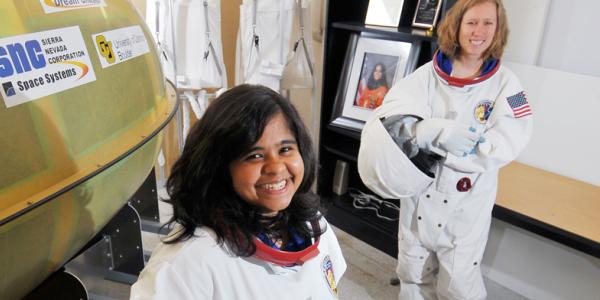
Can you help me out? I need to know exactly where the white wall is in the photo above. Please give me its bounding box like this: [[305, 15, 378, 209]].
[[504, 0, 600, 78], [537, 0, 600, 77], [507, 61, 600, 186], [483, 1, 600, 299], [503, 0, 550, 65]]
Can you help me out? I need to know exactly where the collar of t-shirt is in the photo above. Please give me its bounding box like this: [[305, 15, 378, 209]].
[[257, 227, 311, 252], [435, 50, 498, 77]]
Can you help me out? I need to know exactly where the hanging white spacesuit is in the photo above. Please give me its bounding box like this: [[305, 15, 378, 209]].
[[146, 0, 227, 144], [280, 0, 319, 138], [145, 0, 228, 183], [146, 0, 177, 83], [146, 0, 227, 89], [236, 0, 295, 91], [281, 0, 315, 90], [358, 51, 533, 300], [235, 0, 318, 137], [173, 0, 227, 90]]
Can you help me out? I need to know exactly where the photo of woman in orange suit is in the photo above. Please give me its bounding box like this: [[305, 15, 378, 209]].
[[354, 53, 398, 110]]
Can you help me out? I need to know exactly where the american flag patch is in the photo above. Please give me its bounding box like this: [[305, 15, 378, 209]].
[[506, 91, 532, 118]]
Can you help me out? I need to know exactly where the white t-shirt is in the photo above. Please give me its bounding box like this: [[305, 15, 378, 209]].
[[130, 221, 346, 299]]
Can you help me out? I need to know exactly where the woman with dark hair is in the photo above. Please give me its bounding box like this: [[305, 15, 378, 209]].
[[131, 84, 346, 299], [357, 62, 389, 109], [358, 0, 532, 299]]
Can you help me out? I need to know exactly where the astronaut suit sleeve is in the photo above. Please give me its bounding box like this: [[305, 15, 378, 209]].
[[363, 66, 533, 187], [443, 76, 534, 174]]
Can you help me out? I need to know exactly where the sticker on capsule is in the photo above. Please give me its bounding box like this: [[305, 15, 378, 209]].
[[92, 25, 150, 69], [0, 26, 97, 108], [40, 0, 107, 14]]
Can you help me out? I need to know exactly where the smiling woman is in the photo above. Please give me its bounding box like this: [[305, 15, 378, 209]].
[[358, 0, 533, 299], [453, 1, 500, 76], [229, 113, 305, 216], [131, 84, 347, 300]]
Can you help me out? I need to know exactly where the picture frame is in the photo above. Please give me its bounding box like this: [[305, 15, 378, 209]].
[[330, 34, 420, 135], [364, 0, 405, 27], [412, 0, 443, 29]]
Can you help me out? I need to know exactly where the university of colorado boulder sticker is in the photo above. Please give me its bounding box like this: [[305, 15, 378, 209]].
[[92, 25, 150, 69], [322, 255, 338, 297]]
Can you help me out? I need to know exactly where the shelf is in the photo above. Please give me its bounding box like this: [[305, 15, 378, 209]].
[[325, 194, 399, 257], [331, 22, 437, 42], [493, 205, 600, 259], [326, 121, 362, 140], [323, 144, 358, 163], [319, 0, 437, 259], [336, 193, 399, 234], [493, 162, 600, 259]]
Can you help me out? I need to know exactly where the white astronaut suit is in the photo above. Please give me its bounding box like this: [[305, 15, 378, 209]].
[[359, 51, 533, 300]]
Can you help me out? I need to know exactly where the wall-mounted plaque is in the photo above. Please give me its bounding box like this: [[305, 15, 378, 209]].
[[412, 0, 443, 29]]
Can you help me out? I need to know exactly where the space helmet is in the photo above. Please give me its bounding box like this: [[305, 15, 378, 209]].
[[358, 117, 434, 199]]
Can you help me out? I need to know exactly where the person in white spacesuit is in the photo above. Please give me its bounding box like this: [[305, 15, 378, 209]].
[[130, 84, 346, 300], [358, 0, 533, 299]]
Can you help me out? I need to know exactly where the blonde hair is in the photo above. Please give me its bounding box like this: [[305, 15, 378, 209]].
[[437, 0, 509, 61]]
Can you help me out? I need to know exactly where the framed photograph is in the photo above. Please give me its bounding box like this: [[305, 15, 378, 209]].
[[412, 0, 443, 29], [330, 34, 420, 135], [365, 0, 405, 27]]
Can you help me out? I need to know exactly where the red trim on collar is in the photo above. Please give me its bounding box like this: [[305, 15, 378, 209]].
[[433, 51, 501, 87], [253, 237, 320, 266]]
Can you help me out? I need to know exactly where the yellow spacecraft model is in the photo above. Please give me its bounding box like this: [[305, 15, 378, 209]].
[[0, 1, 176, 299]]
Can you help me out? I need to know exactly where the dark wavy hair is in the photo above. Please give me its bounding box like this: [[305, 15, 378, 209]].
[[366, 63, 388, 90], [164, 84, 323, 257]]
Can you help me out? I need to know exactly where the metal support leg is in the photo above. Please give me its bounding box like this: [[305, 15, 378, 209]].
[[128, 168, 169, 235], [129, 168, 160, 225], [101, 203, 145, 277], [67, 203, 145, 286]]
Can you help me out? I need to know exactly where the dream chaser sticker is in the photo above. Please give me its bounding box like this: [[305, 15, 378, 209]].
[[92, 26, 150, 69], [0, 26, 96, 108], [40, 0, 107, 14]]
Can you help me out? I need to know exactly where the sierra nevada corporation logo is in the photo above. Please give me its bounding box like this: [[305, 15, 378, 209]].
[[2, 82, 16, 97]]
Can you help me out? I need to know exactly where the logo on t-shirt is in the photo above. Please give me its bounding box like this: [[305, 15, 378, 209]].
[[321, 255, 338, 298]]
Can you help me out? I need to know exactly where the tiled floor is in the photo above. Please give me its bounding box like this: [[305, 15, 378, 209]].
[[334, 227, 399, 300], [332, 226, 528, 300]]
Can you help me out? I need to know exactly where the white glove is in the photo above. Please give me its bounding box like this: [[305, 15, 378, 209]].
[[415, 118, 480, 156]]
